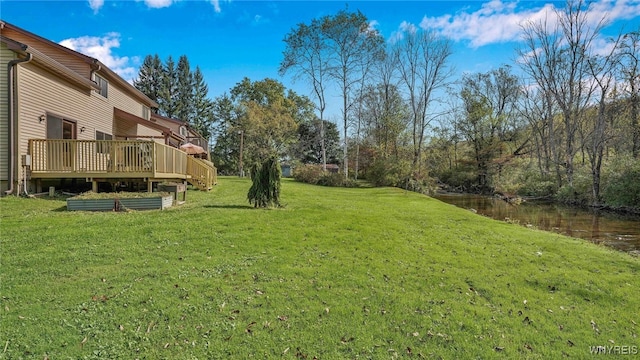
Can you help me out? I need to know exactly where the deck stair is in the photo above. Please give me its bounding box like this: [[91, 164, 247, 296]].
[[186, 156, 217, 191]]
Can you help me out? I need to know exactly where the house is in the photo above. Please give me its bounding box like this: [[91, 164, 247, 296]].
[[150, 113, 210, 159], [0, 21, 217, 195]]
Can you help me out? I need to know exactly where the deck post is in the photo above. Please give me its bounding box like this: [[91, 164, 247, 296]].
[[92, 180, 98, 193]]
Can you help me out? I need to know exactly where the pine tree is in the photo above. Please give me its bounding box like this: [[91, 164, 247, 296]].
[[159, 56, 179, 118], [176, 55, 194, 122], [133, 54, 163, 109], [192, 66, 214, 140]]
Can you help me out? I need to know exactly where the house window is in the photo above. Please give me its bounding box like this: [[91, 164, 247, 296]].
[[95, 74, 108, 98], [142, 105, 150, 120], [47, 114, 76, 139], [180, 126, 188, 137], [96, 130, 113, 154]]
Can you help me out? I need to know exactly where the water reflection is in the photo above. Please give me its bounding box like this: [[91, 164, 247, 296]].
[[433, 193, 640, 253]]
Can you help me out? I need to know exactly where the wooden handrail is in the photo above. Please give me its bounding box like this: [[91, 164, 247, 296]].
[[28, 139, 189, 176], [186, 156, 218, 191]]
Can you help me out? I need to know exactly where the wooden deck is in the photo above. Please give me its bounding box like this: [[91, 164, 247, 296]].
[[28, 139, 217, 191]]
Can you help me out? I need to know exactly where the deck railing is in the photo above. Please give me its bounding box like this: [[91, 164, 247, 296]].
[[29, 139, 186, 177], [187, 156, 218, 191]]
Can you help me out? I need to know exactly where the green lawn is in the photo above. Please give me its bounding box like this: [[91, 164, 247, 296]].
[[1, 177, 638, 359]]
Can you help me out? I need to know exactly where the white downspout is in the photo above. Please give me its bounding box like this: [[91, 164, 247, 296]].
[[5, 51, 33, 195]]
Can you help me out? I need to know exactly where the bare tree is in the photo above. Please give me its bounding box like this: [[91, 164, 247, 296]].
[[321, 9, 385, 178], [585, 35, 620, 204], [616, 28, 640, 158], [394, 27, 454, 176], [518, 84, 559, 182], [519, 0, 605, 191], [280, 20, 331, 170]]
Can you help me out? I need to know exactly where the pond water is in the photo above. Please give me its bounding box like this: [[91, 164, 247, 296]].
[[432, 193, 640, 253]]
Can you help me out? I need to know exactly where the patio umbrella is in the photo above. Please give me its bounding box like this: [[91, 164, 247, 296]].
[[180, 142, 206, 155]]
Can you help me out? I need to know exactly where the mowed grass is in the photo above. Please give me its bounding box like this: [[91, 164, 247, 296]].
[[1, 177, 638, 359]]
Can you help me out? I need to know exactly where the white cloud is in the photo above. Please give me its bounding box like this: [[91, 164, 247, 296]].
[[586, 0, 640, 27], [144, 0, 173, 9], [59, 33, 137, 81], [389, 21, 418, 44], [419, 0, 639, 48], [88, 0, 104, 13], [211, 0, 221, 13], [89, 0, 227, 13]]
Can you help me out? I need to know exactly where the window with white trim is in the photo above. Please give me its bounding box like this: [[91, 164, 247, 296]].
[[95, 74, 108, 98], [142, 105, 150, 120]]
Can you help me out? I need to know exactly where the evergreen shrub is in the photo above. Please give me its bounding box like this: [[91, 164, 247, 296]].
[[247, 156, 282, 208]]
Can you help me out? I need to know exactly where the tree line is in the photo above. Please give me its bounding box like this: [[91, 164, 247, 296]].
[[278, 1, 639, 207], [133, 0, 639, 208], [134, 54, 215, 140]]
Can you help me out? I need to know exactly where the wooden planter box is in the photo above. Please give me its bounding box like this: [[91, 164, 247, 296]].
[[67, 195, 173, 211]]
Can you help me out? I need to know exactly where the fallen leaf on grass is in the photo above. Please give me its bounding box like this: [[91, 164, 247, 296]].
[[340, 336, 354, 344], [246, 322, 256, 334], [278, 315, 288, 321]]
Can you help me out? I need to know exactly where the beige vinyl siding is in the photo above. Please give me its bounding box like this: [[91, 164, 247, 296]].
[[1, 28, 92, 78], [0, 43, 16, 191], [151, 116, 181, 133], [137, 124, 165, 144], [107, 80, 148, 118], [17, 62, 89, 146]]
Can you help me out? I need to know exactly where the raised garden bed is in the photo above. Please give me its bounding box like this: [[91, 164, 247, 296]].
[[67, 192, 172, 211]]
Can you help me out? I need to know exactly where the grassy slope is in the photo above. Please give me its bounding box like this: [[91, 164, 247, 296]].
[[0, 177, 638, 359]]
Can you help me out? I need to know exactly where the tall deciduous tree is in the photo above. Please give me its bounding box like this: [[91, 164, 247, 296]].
[[617, 29, 640, 158], [320, 8, 384, 178], [280, 20, 331, 170], [394, 26, 454, 176], [519, 0, 604, 190], [212, 78, 310, 171], [456, 67, 521, 191], [359, 83, 409, 159]]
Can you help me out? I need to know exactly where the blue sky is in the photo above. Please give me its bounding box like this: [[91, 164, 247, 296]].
[[2, 1, 639, 120]]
